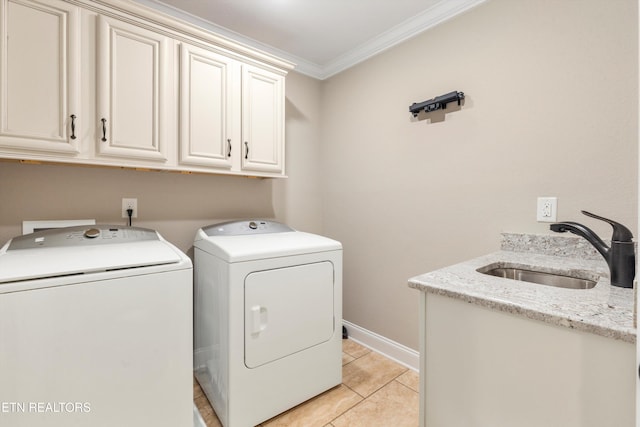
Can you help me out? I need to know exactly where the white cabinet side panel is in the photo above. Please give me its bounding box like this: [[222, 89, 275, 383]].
[[423, 293, 635, 427]]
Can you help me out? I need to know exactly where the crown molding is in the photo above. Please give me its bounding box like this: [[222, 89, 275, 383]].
[[320, 0, 487, 79], [134, 0, 486, 80], [98, 0, 294, 71]]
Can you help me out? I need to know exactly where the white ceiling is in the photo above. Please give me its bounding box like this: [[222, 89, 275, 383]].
[[134, 0, 486, 79]]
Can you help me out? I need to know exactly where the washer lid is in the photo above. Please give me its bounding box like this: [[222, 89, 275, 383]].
[[0, 225, 183, 284], [194, 229, 342, 262]]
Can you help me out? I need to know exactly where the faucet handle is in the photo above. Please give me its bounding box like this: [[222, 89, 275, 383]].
[[581, 210, 633, 242]]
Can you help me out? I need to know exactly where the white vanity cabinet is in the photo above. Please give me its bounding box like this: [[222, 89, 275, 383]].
[[0, 0, 292, 177], [0, 0, 80, 156], [420, 293, 635, 427], [96, 14, 172, 163]]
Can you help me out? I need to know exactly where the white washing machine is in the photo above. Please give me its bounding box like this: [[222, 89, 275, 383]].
[[193, 220, 342, 427], [0, 225, 193, 427]]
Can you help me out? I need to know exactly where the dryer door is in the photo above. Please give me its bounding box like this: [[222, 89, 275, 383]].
[[244, 261, 334, 368]]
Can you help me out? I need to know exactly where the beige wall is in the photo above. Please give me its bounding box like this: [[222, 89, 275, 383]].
[[320, 0, 638, 349], [0, 0, 637, 352], [0, 162, 275, 256], [273, 72, 324, 234]]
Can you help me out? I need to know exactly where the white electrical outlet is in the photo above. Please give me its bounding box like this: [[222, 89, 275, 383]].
[[121, 198, 138, 218], [536, 197, 557, 222]]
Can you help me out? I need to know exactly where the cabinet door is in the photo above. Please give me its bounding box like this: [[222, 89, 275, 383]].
[[241, 65, 284, 175], [179, 43, 235, 169], [97, 15, 170, 162], [0, 0, 80, 154]]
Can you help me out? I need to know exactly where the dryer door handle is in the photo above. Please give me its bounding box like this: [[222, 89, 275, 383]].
[[250, 305, 267, 335]]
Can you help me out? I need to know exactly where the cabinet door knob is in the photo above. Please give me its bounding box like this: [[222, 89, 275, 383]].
[[101, 118, 107, 142], [70, 114, 77, 140], [227, 139, 231, 157], [244, 141, 249, 160]]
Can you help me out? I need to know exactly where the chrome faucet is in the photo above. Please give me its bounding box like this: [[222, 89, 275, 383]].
[[550, 211, 635, 288]]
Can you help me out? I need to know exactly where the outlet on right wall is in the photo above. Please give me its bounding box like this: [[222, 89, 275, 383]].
[[319, 0, 638, 350]]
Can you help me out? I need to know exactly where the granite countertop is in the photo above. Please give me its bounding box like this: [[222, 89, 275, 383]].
[[408, 233, 636, 343]]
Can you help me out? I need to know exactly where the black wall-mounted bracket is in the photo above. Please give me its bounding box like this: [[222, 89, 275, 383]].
[[409, 91, 465, 118]]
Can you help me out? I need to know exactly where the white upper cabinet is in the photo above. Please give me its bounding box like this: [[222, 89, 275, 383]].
[[179, 42, 236, 170], [96, 14, 171, 163], [179, 43, 287, 176], [0, 0, 292, 176], [241, 65, 285, 175], [0, 0, 80, 154]]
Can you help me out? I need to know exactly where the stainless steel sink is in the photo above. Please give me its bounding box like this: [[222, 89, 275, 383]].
[[477, 264, 598, 289]]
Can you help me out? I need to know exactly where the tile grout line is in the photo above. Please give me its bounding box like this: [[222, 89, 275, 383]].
[[327, 383, 366, 426], [357, 367, 410, 399], [328, 346, 375, 425], [329, 372, 412, 427], [393, 377, 419, 395], [336, 362, 411, 425]]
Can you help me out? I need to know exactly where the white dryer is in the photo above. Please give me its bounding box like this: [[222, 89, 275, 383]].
[[193, 220, 342, 427], [0, 225, 193, 427]]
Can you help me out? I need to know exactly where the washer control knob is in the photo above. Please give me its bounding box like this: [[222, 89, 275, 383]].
[[249, 221, 258, 230], [84, 228, 101, 239]]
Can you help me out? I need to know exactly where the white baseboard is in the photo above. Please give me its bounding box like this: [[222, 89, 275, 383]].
[[342, 320, 419, 371]]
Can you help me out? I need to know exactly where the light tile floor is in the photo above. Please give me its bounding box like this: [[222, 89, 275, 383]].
[[193, 339, 419, 427]]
